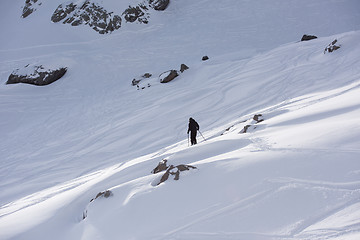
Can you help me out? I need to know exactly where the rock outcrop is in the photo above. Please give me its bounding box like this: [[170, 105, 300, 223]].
[[202, 56, 209, 61], [159, 70, 179, 83], [25, 0, 170, 33], [239, 114, 264, 133], [22, 0, 42, 18], [149, 0, 170, 11], [51, 0, 122, 34], [152, 160, 197, 185], [90, 190, 113, 202], [301, 34, 317, 41], [6, 64, 67, 86], [122, 0, 170, 24], [83, 190, 113, 219], [324, 39, 341, 54], [132, 73, 152, 87], [253, 114, 264, 123], [123, 4, 150, 24], [180, 64, 189, 73]]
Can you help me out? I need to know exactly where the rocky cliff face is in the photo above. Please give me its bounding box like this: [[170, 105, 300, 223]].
[[51, 0, 122, 34], [21, 0, 170, 34]]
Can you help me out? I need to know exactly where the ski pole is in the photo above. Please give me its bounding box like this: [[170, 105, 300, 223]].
[[187, 133, 190, 147], [198, 130, 206, 141]]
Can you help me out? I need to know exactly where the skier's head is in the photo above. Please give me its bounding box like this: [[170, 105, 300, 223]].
[[189, 117, 193, 122]]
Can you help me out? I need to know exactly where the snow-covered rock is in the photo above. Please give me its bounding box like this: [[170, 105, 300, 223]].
[[6, 64, 67, 86], [22, 0, 42, 18], [159, 70, 179, 83], [51, 0, 122, 34], [324, 39, 341, 53]]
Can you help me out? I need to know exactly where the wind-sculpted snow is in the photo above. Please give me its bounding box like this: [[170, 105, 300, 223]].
[[0, 0, 360, 239]]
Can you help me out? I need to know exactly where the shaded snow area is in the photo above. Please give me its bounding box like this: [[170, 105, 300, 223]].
[[0, 0, 360, 240]]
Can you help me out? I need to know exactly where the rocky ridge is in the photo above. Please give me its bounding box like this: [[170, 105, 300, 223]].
[[21, 0, 170, 34]]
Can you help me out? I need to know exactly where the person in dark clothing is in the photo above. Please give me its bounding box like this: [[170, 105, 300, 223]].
[[187, 117, 200, 145]]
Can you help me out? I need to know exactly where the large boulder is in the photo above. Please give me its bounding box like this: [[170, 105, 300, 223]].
[[301, 34, 317, 41], [202, 56, 209, 61], [149, 0, 170, 11], [51, 0, 122, 34], [6, 64, 67, 86], [159, 70, 179, 83]]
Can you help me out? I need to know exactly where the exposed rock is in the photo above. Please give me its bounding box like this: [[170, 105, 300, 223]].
[[51, 0, 122, 34], [159, 70, 179, 83], [142, 73, 152, 78], [6, 64, 67, 86], [151, 159, 168, 174], [90, 190, 113, 202], [253, 114, 264, 123], [132, 73, 152, 86], [22, 0, 42, 18], [158, 164, 197, 184], [122, 4, 149, 24], [132, 78, 141, 86], [239, 125, 252, 134], [202, 56, 209, 61], [301, 34, 317, 41], [149, 0, 170, 11], [180, 64, 189, 73], [122, 0, 170, 24], [239, 114, 264, 134], [152, 160, 197, 185], [83, 190, 113, 219], [324, 39, 341, 54]]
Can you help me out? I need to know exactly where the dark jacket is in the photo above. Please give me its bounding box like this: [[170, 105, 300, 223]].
[[187, 118, 199, 134]]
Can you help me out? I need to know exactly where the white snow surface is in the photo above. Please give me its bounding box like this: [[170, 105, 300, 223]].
[[0, 0, 360, 239]]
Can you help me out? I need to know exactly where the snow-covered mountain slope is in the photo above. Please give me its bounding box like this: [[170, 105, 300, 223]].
[[0, 0, 360, 239]]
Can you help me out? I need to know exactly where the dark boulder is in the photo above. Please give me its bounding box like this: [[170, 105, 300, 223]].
[[142, 73, 152, 78], [301, 34, 317, 41], [7, 65, 67, 86], [202, 56, 209, 61], [253, 114, 264, 123], [149, 0, 170, 11], [180, 64, 189, 73], [159, 70, 179, 83], [239, 125, 252, 134]]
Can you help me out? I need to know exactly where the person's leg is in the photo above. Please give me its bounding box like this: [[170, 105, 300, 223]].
[[191, 131, 197, 145]]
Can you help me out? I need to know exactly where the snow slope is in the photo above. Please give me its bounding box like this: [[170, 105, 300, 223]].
[[0, 0, 360, 239]]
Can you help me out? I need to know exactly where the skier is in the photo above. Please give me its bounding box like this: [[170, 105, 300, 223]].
[[187, 117, 200, 145]]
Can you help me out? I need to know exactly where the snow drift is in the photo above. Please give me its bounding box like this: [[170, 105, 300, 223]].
[[0, 0, 360, 239]]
